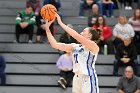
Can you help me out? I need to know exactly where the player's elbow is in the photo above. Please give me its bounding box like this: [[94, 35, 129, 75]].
[[51, 44, 57, 49], [51, 43, 59, 49]]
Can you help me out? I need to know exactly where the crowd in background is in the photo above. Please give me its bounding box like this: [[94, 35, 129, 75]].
[[14, 0, 140, 55], [0, 0, 139, 91]]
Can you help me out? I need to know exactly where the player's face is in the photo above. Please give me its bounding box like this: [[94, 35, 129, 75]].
[[80, 28, 92, 39]]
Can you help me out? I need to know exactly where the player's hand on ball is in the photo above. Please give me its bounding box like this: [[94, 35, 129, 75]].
[[44, 19, 55, 30], [56, 13, 62, 24]]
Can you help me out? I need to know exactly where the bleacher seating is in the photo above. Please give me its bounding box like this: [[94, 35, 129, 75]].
[[0, 0, 137, 93]]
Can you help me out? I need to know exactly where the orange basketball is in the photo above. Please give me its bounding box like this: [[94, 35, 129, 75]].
[[40, 4, 57, 21]]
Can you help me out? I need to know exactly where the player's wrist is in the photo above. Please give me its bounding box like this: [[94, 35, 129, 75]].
[[45, 28, 50, 32]]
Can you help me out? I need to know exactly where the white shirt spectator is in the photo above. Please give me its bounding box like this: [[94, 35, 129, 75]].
[[113, 23, 135, 40]]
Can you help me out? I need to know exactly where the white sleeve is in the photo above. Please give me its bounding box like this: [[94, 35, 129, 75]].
[[113, 25, 118, 37]]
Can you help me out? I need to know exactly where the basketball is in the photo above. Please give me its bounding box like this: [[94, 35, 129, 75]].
[[40, 4, 57, 21]]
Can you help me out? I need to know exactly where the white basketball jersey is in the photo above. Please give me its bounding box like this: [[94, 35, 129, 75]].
[[72, 44, 98, 76]]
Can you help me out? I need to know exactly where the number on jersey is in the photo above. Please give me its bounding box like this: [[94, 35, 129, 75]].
[[74, 54, 78, 63]]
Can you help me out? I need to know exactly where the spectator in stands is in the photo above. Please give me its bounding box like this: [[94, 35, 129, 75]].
[[117, 66, 140, 93], [113, 37, 138, 76], [56, 52, 74, 89], [92, 16, 114, 54], [26, 0, 41, 16], [36, 12, 49, 43], [15, 5, 35, 43], [59, 24, 77, 55], [59, 24, 77, 44], [79, 0, 95, 16], [113, 15, 135, 50], [118, 0, 132, 10], [0, 55, 6, 85], [102, 0, 114, 18], [88, 4, 100, 27], [128, 9, 140, 43]]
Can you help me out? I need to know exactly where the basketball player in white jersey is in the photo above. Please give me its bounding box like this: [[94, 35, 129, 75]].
[[44, 14, 100, 93]]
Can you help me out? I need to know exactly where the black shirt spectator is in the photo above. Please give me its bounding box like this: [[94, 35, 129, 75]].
[[59, 32, 77, 44], [113, 37, 138, 75], [59, 24, 77, 44]]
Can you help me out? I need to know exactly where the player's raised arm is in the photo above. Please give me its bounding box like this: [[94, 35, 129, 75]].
[[44, 20, 74, 52], [56, 14, 99, 54]]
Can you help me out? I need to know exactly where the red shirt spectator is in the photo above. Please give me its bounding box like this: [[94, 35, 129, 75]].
[[92, 24, 112, 40], [92, 16, 112, 40], [92, 16, 114, 54]]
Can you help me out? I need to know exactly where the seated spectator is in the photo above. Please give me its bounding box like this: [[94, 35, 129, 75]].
[[92, 16, 114, 54], [15, 5, 35, 43], [36, 12, 54, 43], [0, 55, 6, 85], [117, 66, 140, 93], [56, 52, 74, 89], [128, 9, 140, 43], [113, 37, 138, 76], [113, 16, 135, 50], [26, 0, 41, 16], [36, 13, 45, 43], [88, 4, 100, 27], [59, 24, 77, 44], [59, 24, 77, 55], [102, 0, 114, 17], [118, 0, 132, 10], [79, 0, 95, 16]]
